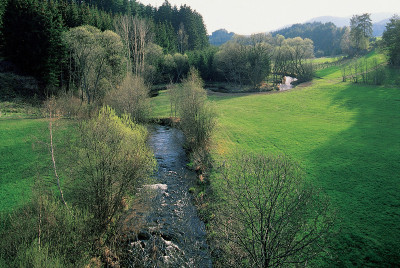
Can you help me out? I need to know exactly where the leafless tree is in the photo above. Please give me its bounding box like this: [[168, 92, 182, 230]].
[[177, 22, 189, 54], [214, 153, 334, 267], [114, 15, 153, 77]]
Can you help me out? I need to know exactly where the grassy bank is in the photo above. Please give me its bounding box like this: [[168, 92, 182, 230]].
[[151, 51, 400, 266]]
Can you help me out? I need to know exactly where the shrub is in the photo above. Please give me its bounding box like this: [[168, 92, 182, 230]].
[[172, 69, 217, 163], [71, 106, 155, 233], [0, 193, 92, 267], [104, 74, 151, 123]]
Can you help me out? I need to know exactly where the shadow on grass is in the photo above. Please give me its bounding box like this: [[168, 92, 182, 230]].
[[308, 84, 400, 266]]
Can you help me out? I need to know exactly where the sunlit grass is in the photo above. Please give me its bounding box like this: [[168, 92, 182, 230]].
[[151, 50, 400, 266]]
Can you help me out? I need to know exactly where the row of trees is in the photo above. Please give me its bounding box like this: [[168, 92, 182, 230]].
[[272, 22, 347, 57], [341, 58, 387, 85], [214, 34, 315, 88]]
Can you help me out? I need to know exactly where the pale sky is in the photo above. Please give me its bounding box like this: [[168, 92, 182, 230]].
[[138, 0, 400, 35]]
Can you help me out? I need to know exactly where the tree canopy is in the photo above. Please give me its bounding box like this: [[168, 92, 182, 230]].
[[350, 13, 373, 54], [382, 15, 400, 66], [272, 22, 346, 56]]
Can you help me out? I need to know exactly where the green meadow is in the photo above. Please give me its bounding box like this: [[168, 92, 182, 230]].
[[1, 50, 399, 266], [152, 52, 400, 266], [0, 108, 74, 214]]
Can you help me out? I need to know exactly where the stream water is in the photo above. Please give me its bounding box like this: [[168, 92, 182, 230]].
[[127, 125, 212, 267], [279, 76, 298, 91]]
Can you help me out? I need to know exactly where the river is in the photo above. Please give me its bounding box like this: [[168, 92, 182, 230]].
[[279, 76, 298, 91], [126, 125, 212, 267]]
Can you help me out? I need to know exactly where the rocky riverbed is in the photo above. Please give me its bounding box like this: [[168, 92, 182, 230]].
[[122, 125, 212, 267]]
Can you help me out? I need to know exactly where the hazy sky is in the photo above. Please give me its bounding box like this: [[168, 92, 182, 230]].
[[138, 0, 400, 35]]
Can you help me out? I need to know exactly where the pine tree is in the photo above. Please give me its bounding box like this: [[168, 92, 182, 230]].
[[3, 0, 66, 92]]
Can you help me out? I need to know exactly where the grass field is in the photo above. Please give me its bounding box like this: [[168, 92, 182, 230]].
[[0, 118, 48, 212], [1, 50, 399, 266], [151, 51, 400, 266], [0, 104, 74, 213]]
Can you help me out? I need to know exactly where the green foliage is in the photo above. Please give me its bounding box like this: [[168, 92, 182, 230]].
[[0, 0, 8, 51], [382, 15, 400, 66], [64, 25, 126, 104], [149, 1, 209, 52], [350, 13, 373, 54], [215, 34, 314, 87], [170, 69, 216, 169], [187, 46, 219, 81], [105, 73, 151, 123], [272, 22, 347, 56], [72, 106, 155, 232], [154, 21, 178, 54]]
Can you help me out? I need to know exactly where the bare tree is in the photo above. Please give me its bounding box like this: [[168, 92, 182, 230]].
[[114, 15, 153, 77], [214, 153, 334, 267], [177, 22, 188, 54], [114, 15, 132, 72]]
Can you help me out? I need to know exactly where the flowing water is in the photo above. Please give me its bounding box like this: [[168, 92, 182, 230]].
[[127, 125, 212, 267], [279, 76, 298, 91]]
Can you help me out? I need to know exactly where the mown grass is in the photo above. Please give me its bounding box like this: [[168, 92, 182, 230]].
[[0, 118, 48, 212], [0, 106, 75, 213], [312, 56, 344, 64], [151, 51, 400, 266]]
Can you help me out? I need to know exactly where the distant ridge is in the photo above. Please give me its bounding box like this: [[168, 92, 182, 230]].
[[209, 29, 235, 46], [208, 13, 398, 47], [305, 12, 397, 36], [307, 16, 349, 27]]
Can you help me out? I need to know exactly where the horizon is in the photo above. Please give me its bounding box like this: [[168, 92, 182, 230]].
[[138, 0, 400, 35]]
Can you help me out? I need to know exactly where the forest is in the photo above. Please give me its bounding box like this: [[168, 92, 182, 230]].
[[0, 0, 400, 266]]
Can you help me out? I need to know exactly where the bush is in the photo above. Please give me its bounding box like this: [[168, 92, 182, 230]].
[[104, 74, 151, 123], [43, 93, 94, 120], [297, 62, 315, 82], [172, 69, 216, 158], [0, 193, 92, 267], [71, 106, 155, 233]]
